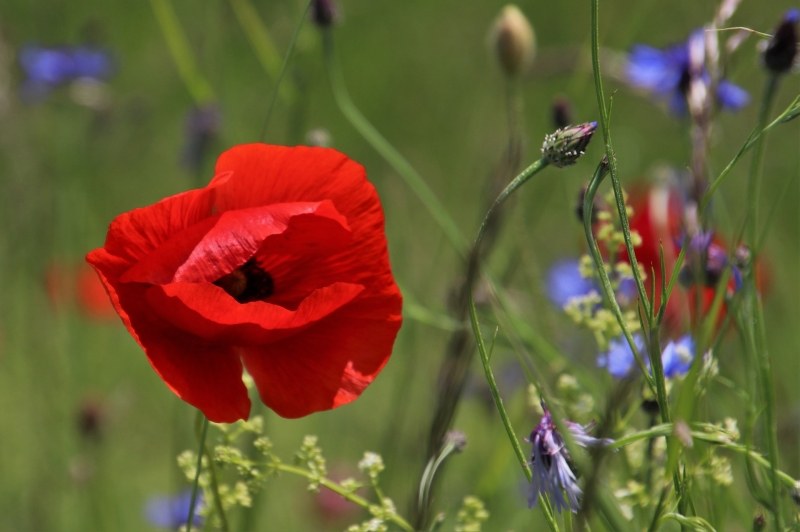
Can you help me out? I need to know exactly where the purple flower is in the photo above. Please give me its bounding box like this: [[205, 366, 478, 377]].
[[546, 259, 597, 309], [18, 44, 113, 101], [145, 491, 204, 530], [626, 30, 748, 115], [527, 409, 611, 513]]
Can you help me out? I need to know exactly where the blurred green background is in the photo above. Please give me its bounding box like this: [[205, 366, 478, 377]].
[[0, 0, 797, 530]]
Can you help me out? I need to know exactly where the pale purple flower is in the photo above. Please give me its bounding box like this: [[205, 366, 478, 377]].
[[527, 409, 611, 513]]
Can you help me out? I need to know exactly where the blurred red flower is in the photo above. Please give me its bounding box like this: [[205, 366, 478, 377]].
[[44, 261, 116, 319], [621, 185, 757, 334], [87, 144, 403, 423]]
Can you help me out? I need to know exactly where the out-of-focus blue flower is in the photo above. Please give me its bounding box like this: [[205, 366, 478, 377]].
[[598, 333, 695, 378], [626, 30, 749, 114], [661, 335, 694, 377], [546, 259, 597, 308], [527, 409, 611, 513], [18, 44, 113, 100], [597, 333, 646, 378], [145, 490, 204, 530]]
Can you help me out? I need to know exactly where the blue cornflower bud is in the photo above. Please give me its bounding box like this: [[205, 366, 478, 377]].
[[541, 122, 597, 168], [764, 9, 799, 74]]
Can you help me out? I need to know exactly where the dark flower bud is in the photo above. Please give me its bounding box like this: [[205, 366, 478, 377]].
[[541, 122, 597, 168], [764, 9, 799, 74], [312, 0, 337, 28], [76, 396, 105, 441], [552, 96, 573, 129], [752, 513, 766, 531]]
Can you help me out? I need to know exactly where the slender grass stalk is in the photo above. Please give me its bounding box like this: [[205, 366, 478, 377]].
[[272, 463, 415, 531], [700, 93, 800, 215], [228, 0, 282, 77], [149, 0, 215, 105], [321, 29, 468, 256], [581, 158, 653, 389], [468, 297, 532, 483], [588, 0, 651, 323], [186, 414, 208, 532], [259, 0, 312, 139], [744, 73, 783, 530], [588, 0, 688, 521]]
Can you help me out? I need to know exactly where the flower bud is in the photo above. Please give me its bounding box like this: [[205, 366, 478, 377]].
[[552, 96, 573, 129], [312, 0, 337, 28], [764, 9, 799, 74], [491, 5, 535, 77], [541, 122, 597, 167]]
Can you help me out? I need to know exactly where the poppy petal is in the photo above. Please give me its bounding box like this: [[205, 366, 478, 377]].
[[144, 281, 365, 344], [120, 201, 350, 285], [98, 281, 251, 423], [241, 293, 402, 418]]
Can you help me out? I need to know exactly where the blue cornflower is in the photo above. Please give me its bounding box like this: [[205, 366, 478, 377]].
[[527, 409, 612, 513], [546, 259, 597, 309], [597, 334, 646, 378], [18, 44, 113, 100], [145, 490, 204, 530], [598, 333, 695, 378], [626, 30, 749, 114], [661, 335, 695, 378]]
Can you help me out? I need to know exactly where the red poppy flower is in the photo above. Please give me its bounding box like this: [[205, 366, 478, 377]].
[[87, 144, 403, 423]]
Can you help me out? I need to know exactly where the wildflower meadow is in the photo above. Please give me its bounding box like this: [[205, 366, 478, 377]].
[[0, 0, 798, 530]]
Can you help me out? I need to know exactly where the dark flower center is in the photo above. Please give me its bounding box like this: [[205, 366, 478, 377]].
[[213, 259, 274, 303]]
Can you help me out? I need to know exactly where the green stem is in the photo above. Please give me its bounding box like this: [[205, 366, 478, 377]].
[[228, 0, 282, 77], [468, 296, 559, 532], [582, 159, 654, 390], [321, 28, 468, 256], [185, 414, 208, 532], [610, 423, 798, 489], [149, 0, 215, 105], [259, 0, 311, 139], [700, 93, 800, 215], [274, 463, 415, 531], [745, 73, 783, 530], [588, 0, 651, 322]]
